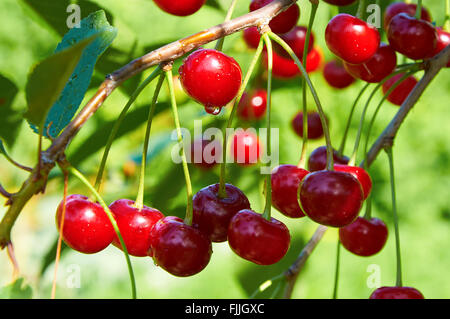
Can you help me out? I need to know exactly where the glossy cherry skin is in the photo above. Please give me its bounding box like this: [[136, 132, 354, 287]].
[[274, 26, 315, 60], [339, 217, 388, 256], [179, 49, 242, 114], [243, 27, 261, 49], [249, 0, 299, 35], [152, 0, 206, 16], [343, 43, 397, 83], [228, 209, 290, 265], [334, 164, 372, 199], [109, 199, 164, 257], [322, 0, 357, 5], [192, 183, 251, 242], [190, 138, 222, 170], [323, 60, 355, 89], [382, 73, 418, 106], [271, 165, 309, 218], [299, 170, 364, 227], [308, 146, 349, 172], [434, 28, 450, 68], [230, 130, 262, 165], [384, 2, 431, 30], [291, 111, 325, 140], [325, 14, 380, 64], [387, 13, 437, 60], [237, 89, 267, 121], [370, 286, 424, 299], [56, 194, 114, 254], [149, 216, 212, 277]]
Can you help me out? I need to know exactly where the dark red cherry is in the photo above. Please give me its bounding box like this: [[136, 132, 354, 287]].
[[325, 14, 380, 64], [230, 130, 262, 165], [149, 216, 212, 277], [387, 13, 437, 60], [370, 286, 424, 299], [192, 183, 251, 242], [228, 209, 290, 265], [343, 43, 397, 83], [263, 51, 300, 79], [56, 194, 114, 254], [271, 165, 309, 218], [308, 146, 349, 172], [382, 73, 418, 106], [291, 111, 325, 140], [274, 26, 315, 59], [109, 199, 164, 257], [299, 170, 364, 227], [334, 164, 372, 199], [249, 0, 300, 34], [179, 49, 242, 115], [305, 46, 324, 73], [384, 2, 431, 30], [243, 27, 261, 49], [190, 138, 222, 170], [339, 217, 388, 256], [152, 0, 206, 16], [433, 28, 450, 67], [323, 60, 355, 89], [322, 0, 357, 5], [237, 89, 267, 121]]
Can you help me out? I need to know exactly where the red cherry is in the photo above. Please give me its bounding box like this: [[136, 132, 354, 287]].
[[308, 146, 350, 172], [334, 164, 372, 199], [193, 183, 251, 242], [230, 130, 262, 165], [150, 216, 212, 277], [370, 286, 424, 299], [323, 60, 355, 89], [152, 0, 206, 16], [382, 73, 418, 106], [190, 138, 222, 170], [322, 0, 357, 5], [325, 14, 380, 64], [291, 111, 325, 140], [433, 28, 450, 68], [56, 194, 114, 254], [271, 165, 309, 218], [263, 51, 300, 79], [384, 2, 431, 30], [387, 13, 437, 60], [299, 170, 364, 227], [109, 199, 164, 257], [237, 89, 267, 121], [243, 27, 261, 49], [339, 217, 388, 256], [228, 209, 290, 265], [249, 0, 299, 34], [305, 46, 324, 73], [274, 26, 315, 60], [343, 43, 397, 83], [179, 49, 242, 115]]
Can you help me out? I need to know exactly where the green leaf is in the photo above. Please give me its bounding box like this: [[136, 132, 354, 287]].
[[24, 34, 98, 130], [205, 0, 225, 12], [40, 237, 68, 276], [0, 75, 20, 147], [0, 278, 33, 299]]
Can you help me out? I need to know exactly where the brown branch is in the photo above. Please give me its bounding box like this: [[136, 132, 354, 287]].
[[282, 45, 450, 299]]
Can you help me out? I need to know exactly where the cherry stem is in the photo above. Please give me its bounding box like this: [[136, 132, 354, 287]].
[[338, 83, 371, 156], [1, 149, 32, 172], [218, 37, 264, 198], [94, 66, 162, 192], [215, 0, 238, 51], [385, 146, 403, 287], [332, 239, 341, 299], [68, 165, 137, 299], [356, 0, 366, 20], [249, 273, 284, 298], [268, 32, 334, 171], [165, 67, 194, 226], [363, 195, 373, 219], [135, 74, 165, 210], [445, 0, 450, 32], [415, 0, 422, 19], [298, 1, 319, 168], [262, 33, 273, 221]]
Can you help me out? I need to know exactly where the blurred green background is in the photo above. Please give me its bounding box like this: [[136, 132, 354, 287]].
[[0, 0, 449, 299]]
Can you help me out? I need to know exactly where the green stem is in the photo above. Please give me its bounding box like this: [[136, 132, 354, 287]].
[[363, 194, 372, 219], [332, 239, 341, 299], [445, 0, 450, 32], [165, 68, 194, 225], [268, 32, 334, 171], [218, 38, 264, 198], [68, 166, 137, 299], [94, 66, 162, 191], [215, 0, 238, 51], [135, 74, 165, 209], [356, 0, 366, 20], [385, 146, 402, 287], [415, 0, 422, 19]]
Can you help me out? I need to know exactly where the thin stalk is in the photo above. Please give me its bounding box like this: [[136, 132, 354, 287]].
[[415, 0, 422, 19], [94, 66, 162, 191], [249, 273, 284, 298], [332, 239, 341, 299], [135, 74, 165, 209], [356, 0, 366, 20], [1, 151, 32, 172], [363, 194, 372, 219], [6, 243, 19, 281], [215, 0, 239, 51], [165, 68, 194, 225], [445, 0, 450, 32], [68, 166, 137, 298]]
